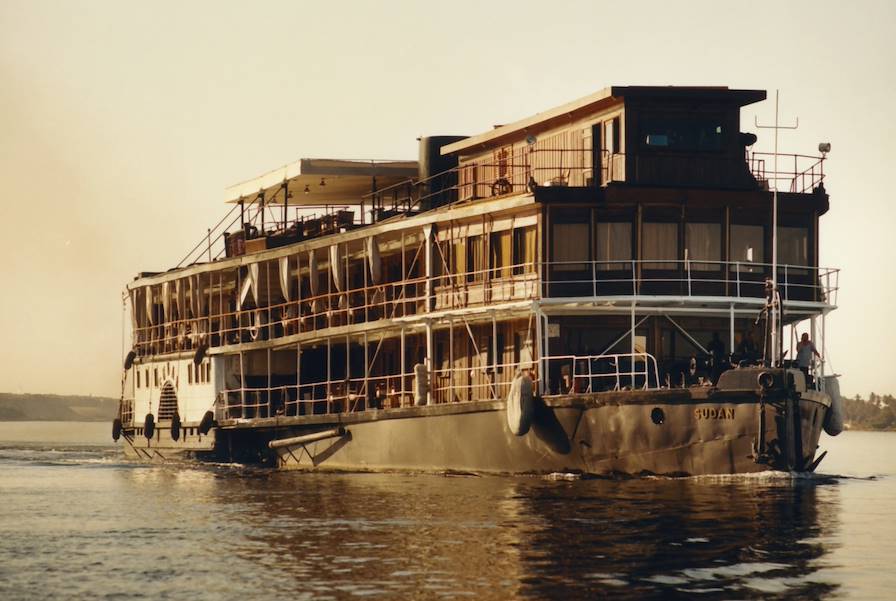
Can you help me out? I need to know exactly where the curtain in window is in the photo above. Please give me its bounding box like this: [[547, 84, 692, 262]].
[[552, 223, 589, 271], [366, 236, 382, 285], [777, 227, 808, 266], [685, 223, 721, 270], [642, 222, 678, 269], [490, 230, 512, 278], [595, 222, 632, 270], [279, 256, 291, 302], [143, 286, 153, 326], [161, 281, 171, 322], [238, 263, 258, 309], [730, 225, 764, 272]]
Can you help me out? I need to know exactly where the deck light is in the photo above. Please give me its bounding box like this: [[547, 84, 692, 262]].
[[319, 177, 327, 187], [818, 142, 831, 156], [303, 184, 310, 194]]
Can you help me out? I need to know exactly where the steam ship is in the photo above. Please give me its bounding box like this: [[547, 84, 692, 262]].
[[115, 85, 843, 475]]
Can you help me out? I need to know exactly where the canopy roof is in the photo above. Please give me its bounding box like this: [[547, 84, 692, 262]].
[[224, 158, 418, 205]]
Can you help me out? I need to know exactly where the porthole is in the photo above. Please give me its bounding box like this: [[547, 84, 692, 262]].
[[651, 407, 665, 425]]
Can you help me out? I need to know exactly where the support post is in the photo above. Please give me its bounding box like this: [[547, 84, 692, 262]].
[[729, 302, 735, 355], [425, 319, 433, 405], [400, 326, 406, 406], [423, 224, 434, 313]]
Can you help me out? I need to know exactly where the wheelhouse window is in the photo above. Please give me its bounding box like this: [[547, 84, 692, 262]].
[[551, 223, 589, 271], [685, 222, 721, 271], [595, 222, 632, 270], [777, 226, 809, 270], [641, 114, 723, 152], [642, 222, 678, 270], [730, 224, 765, 272]]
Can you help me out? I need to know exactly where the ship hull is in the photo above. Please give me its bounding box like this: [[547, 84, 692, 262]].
[[118, 384, 831, 476]]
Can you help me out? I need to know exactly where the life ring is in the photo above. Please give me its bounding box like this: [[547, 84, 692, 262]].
[[123, 350, 137, 371], [491, 177, 512, 197], [198, 410, 214, 435], [112, 417, 122, 442], [144, 413, 155, 439], [171, 412, 181, 441], [506, 372, 534, 436]]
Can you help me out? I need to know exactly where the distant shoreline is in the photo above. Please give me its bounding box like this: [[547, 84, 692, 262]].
[[0, 393, 117, 422]]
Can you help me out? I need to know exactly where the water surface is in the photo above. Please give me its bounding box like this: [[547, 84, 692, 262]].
[[0, 422, 894, 600]]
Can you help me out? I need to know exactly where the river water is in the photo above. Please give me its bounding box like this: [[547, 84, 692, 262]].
[[0, 423, 894, 600]]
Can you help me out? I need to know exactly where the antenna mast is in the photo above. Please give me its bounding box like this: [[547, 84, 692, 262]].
[[755, 90, 798, 366]]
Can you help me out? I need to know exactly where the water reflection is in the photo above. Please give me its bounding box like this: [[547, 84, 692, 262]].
[[196, 472, 841, 600]]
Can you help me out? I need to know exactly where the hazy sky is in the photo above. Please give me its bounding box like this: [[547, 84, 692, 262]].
[[1, 0, 893, 398]]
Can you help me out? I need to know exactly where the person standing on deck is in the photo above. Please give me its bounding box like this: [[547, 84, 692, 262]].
[[707, 332, 727, 384], [796, 333, 822, 385]]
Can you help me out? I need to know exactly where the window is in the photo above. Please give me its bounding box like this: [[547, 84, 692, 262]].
[[467, 235, 484, 282], [642, 223, 678, 269], [512, 226, 537, 274], [514, 331, 534, 367], [452, 239, 467, 285], [685, 223, 721, 270], [552, 223, 589, 271], [489, 230, 512, 279], [136, 370, 141, 389], [641, 114, 723, 152], [205, 362, 211, 383], [595, 222, 632, 270], [605, 117, 621, 155], [777, 226, 809, 270], [730, 225, 764, 271], [188, 366, 193, 385]]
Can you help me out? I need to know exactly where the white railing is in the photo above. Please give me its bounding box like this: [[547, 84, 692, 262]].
[[543, 353, 661, 395], [543, 259, 839, 306]]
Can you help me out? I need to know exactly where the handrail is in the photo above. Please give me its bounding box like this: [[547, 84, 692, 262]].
[[130, 259, 839, 358], [543, 353, 661, 394]]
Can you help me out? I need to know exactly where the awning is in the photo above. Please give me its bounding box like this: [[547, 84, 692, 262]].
[[224, 158, 418, 206]]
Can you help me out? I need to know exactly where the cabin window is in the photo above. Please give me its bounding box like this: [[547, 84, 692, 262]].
[[188, 366, 193, 385], [489, 230, 512, 278], [777, 226, 809, 267], [206, 362, 211, 383], [642, 222, 679, 270], [685, 223, 721, 270], [641, 114, 723, 152], [595, 222, 632, 270], [512, 226, 537, 274], [154, 368, 159, 387], [514, 331, 534, 367], [730, 225, 765, 271], [605, 117, 620, 154], [551, 223, 589, 271], [467, 235, 484, 282], [452, 239, 467, 285], [136, 371, 141, 389]]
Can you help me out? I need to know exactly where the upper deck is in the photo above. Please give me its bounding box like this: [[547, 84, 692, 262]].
[[127, 86, 837, 361]]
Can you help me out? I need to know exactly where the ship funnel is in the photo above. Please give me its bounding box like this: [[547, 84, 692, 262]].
[[418, 135, 467, 210]]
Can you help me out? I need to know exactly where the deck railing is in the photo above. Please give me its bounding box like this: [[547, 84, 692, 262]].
[[131, 260, 838, 358], [213, 351, 662, 421]]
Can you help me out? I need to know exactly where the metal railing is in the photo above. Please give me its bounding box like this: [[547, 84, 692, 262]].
[[543, 353, 661, 395], [132, 259, 837, 357], [543, 259, 839, 305]]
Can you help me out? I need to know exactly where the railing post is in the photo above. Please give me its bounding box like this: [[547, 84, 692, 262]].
[[736, 262, 741, 297], [592, 260, 597, 298]]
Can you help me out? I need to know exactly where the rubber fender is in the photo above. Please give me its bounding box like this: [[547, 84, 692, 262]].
[[124, 350, 137, 371], [198, 410, 214, 435], [112, 417, 122, 442], [506, 372, 534, 436], [823, 375, 845, 436], [144, 413, 155, 439], [171, 412, 181, 441]]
